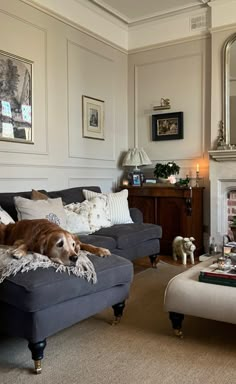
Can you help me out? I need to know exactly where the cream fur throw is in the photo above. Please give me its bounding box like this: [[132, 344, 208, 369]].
[[0, 246, 97, 284]]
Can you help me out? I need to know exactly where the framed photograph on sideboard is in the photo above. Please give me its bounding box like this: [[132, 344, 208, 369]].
[[131, 173, 141, 186]]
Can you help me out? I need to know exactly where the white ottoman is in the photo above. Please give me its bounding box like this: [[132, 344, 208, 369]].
[[164, 256, 236, 336]]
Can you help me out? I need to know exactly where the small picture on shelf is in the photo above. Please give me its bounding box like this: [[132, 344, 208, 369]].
[[132, 173, 141, 186]]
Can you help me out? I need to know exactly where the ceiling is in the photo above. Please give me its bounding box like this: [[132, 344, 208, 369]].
[[88, 0, 210, 23]]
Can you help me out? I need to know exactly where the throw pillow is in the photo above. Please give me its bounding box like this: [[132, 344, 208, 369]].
[[14, 196, 67, 229], [64, 209, 91, 235], [65, 196, 111, 234], [31, 189, 48, 200], [82, 189, 133, 225], [0, 206, 15, 224]]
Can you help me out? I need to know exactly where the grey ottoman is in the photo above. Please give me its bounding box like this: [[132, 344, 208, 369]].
[[0, 253, 133, 373]]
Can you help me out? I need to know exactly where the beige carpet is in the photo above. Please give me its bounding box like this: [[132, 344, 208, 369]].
[[0, 261, 236, 384]]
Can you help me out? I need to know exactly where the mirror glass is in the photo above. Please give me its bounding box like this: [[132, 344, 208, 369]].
[[223, 33, 236, 146]]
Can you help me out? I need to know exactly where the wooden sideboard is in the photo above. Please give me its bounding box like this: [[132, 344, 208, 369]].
[[121, 185, 204, 256]]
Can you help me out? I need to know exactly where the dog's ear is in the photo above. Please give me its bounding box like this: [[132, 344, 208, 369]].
[[39, 234, 48, 255], [72, 235, 81, 254], [0, 223, 6, 243], [183, 237, 189, 242]]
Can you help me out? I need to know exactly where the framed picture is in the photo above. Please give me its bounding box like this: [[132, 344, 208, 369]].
[[0, 50, 33, 143], [152, 112, 183, 141], [82, 95, 104, 140], [132, 173, 141, 186]]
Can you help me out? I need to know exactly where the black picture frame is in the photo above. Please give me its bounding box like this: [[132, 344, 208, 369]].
[[132, 173, 141, 186], [152, 112, 183, 141], [0, 50, 33, 144]]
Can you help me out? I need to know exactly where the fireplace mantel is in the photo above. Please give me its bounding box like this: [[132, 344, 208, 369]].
[[208, 149, 236, 161]]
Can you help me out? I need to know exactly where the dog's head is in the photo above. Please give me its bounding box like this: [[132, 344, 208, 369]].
[[40, 231, 81, 266]]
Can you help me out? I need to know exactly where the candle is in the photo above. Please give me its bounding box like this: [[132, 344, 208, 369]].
[[196, 164, 199, 173]]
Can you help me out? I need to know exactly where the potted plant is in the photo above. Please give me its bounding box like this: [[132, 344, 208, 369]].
[[154, 161, 180, 182]]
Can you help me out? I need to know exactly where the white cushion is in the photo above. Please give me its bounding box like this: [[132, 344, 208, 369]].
[[14, 196, 67, 229], [65, 196, 111, 234], [82, 189, 133, 225], [0, 206, 15, 224], [64, 208, 91, 235]]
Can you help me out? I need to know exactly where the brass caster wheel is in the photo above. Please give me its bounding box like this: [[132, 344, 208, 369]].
[[34, 360, 42, 374], [111, 316, 121, 326]]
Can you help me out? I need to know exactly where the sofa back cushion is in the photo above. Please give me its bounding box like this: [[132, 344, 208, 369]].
[[0, 191, 47, 222], [0, 186, 101, 222], [47, 186, 101, 205]]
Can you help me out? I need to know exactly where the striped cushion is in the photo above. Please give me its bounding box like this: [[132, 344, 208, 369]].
[[82, 189, 133, 225]]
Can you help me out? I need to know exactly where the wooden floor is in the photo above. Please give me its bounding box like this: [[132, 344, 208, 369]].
[[133, 254, 199, 273]]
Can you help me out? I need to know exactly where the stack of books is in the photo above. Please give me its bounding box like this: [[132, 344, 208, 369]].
[[199, 262, 236, 287]]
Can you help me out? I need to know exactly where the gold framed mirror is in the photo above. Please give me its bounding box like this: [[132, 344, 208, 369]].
[[223, 33, 236, 146]]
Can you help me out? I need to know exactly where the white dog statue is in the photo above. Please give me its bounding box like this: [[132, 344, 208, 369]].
[[172, 236, 196, 265]]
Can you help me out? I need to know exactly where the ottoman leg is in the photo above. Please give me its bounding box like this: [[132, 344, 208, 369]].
[[28, 339, 47, 374], [169, 312, 184, 338], [112, 301, 125, 325]]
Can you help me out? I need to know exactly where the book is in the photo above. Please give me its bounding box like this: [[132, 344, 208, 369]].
[[199, 261, 236, 286], [199, 275, 236, 287], [199, 266, 236, 280]]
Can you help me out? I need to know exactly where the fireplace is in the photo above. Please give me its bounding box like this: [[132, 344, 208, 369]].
[[210, 158, 236, 246]]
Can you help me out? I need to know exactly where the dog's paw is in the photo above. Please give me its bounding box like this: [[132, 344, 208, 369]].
[[97, 247, 111, 257], [11, 248, 25, 259]]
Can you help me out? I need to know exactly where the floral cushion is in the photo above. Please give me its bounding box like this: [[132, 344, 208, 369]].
[[65, 196, 111, 234], [0, 206, 15, 224]]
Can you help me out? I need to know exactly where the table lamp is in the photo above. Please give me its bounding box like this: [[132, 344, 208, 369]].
[[122, 148, 152, 184]]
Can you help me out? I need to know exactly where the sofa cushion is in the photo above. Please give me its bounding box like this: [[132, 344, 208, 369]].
[[47, 186, 101, 205], [0, 190, 47, 222], [0, 206, 15, 224], [0, 254, 133, 312], [78, 234, 116, 250], [65, 196, 111, 234], [31, 189, 48, 200], [64, 209, 91, 234], [93, 223, 162, 249], [83, 189, 133, 225], [14, 196, 67, 229]]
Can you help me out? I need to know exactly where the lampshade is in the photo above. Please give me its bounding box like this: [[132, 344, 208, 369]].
[[122, 148, 152, 170]]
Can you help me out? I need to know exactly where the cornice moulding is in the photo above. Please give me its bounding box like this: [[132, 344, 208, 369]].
[[129, 33, 210, 55], [20, 0, 128, 52], [89, 0, 208, 26], [20, 0, 211, 52], [210, 22, 236, 34]]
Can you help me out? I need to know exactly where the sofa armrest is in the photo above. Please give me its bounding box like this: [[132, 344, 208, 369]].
[[129, 208, 143, 224]]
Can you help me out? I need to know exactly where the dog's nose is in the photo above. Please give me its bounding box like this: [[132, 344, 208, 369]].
[[69, 255, 78, 263]]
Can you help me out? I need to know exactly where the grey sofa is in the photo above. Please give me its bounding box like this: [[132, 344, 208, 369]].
[[0, 186, 162, 373]]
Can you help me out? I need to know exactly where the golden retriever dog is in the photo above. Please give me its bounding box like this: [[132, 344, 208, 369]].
[[0, 219, 111, 265]]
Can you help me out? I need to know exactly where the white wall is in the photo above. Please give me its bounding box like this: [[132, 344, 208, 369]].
[[0, 0, 128, 193], [128, 37, 211, 176]]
